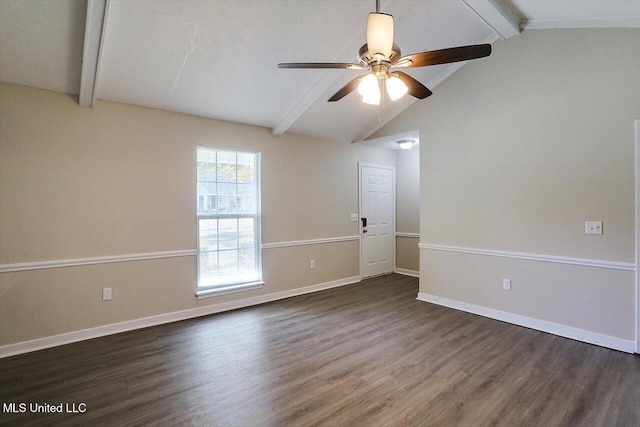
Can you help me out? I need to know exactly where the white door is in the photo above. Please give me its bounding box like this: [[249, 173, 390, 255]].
[[360, 163, 395, 278]]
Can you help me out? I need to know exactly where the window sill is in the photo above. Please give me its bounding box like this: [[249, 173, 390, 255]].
[[196, 281, 264, 299]]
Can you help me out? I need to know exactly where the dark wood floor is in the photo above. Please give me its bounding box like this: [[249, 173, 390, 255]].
[[1, 274, 639, 426]]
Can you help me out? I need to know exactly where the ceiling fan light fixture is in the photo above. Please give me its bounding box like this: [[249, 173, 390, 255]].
[[367, 12, 394, 59], [397, 139, 415, 150], [362, 92, 381, 105], [279, 2, 492, 106], [386, 74, 408, 101], [358, 73, 381, 105]]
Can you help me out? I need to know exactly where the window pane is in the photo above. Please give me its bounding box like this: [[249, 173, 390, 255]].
[[217, 151, 236, 182], [197, 161, 216, 181], [218, 218, 238, 250], [199, 252, 218, 285], [197, 148, 217, 181], [219, 250, 238, 277], [237, 152, 255, 183], [217, 183, 236, 214], [197, 182, 217, 214], [199, 219, 218, 251], [236, 184, 255, 214], [239, 248, 256, 273], [239, 218, 254, 249]]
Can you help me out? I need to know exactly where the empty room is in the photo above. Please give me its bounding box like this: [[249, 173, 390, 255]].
[[1, 0, 639, 425]]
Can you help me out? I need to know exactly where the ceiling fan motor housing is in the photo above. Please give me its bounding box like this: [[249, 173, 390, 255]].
[[358, 43, 402, 72]]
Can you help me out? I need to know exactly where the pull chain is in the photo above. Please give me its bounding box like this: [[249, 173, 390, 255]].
[[378, 77, 383, 124]]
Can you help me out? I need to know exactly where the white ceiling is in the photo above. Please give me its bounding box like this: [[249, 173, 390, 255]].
[[0, 0, 86, 95], [513, 0, 640, 29], [360, 129, 420, 151], [1, 0, 638, 143]]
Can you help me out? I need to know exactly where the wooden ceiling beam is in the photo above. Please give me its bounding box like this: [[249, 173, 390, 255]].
[[79, 0, 110, 107], [462, 0, 521, 40]]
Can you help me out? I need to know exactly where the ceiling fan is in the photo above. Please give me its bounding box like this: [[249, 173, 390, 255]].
[[278, 0, 492, 105]]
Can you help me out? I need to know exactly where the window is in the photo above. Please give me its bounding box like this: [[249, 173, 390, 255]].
[[197, 146, 261, 296]]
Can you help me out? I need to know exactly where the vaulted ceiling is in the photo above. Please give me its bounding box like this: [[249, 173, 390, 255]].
[[1, 0, 638, 142]]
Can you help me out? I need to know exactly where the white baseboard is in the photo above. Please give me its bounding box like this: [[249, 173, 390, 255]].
[[417, 292, 636, 354], [394, 268, 420, 278], [0, 275, 361, 358]]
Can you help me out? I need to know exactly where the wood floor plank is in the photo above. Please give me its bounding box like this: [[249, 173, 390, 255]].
[[1, 274, 638, 426]]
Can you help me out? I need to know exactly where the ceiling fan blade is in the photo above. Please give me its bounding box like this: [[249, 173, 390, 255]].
[[278, 62, 364, 70], [397, 44, 492, 68], [393, 72, 432, 99], [328, 75, 367, 102]]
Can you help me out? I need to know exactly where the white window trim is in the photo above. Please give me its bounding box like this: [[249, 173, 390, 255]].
[[196, 281, 265, 299], [196, 148, 262, 295]]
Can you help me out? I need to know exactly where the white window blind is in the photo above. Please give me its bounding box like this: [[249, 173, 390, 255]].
[[197, 146, 261, 293]]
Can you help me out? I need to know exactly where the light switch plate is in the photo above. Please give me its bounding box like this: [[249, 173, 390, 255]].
[[585, 221, 603, 235], [503, 279, 511, 291], [350, 214, 358, 222]]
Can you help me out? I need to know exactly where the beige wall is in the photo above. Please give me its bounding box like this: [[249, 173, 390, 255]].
[[396, 236, 419, 272], [395, 144, 420, 234], [395, 144, 420, 271], [374, 28, 640, 342], [0, 83, 395, 346]]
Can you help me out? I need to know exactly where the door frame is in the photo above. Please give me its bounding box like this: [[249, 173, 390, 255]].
[[635, 119, 639, 353], [358, 162, 396, 279]]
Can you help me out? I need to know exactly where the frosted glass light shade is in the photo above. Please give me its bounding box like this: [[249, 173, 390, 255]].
[[358, 73, 381, 105], [386, 75, 408, 101], [367, 13, 394, 59], [362, 93, 381, 105], [397, 140, 415, 150]]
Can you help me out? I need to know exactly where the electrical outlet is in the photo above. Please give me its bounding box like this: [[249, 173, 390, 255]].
[[585, 221, 603, 235], [350, 214, 358, 222], [102, 287, 112, 301], [310, 260, 315, 269], [503, 279, 511, 291]]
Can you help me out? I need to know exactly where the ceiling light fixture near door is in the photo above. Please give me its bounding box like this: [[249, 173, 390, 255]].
[[397, 139, 415, 150], [278, 0, 492, 106]]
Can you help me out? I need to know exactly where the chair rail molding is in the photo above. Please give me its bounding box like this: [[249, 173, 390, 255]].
[[419, 243, 636, 272], [396, 232, 419, 238], [0, 250, 197, 273], [261, 235, 359, 249]]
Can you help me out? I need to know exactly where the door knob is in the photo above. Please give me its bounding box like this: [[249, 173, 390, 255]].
[[363, 229, 368, 233]]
